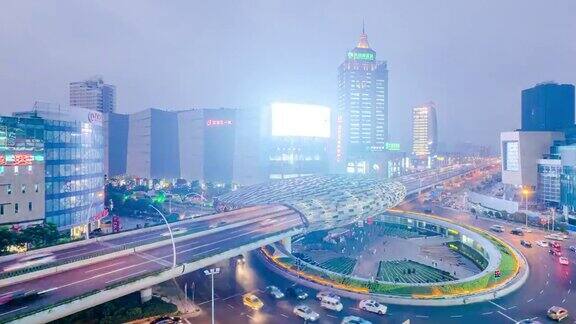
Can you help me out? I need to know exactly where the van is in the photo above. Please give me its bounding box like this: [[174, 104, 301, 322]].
[[320, 296, 343, 312]]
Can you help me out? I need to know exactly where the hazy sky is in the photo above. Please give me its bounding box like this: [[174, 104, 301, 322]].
[[1, 1, 575, 150]]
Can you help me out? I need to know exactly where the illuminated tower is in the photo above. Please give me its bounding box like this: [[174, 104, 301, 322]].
[[336, 25, 388, 173], [412, 102, 437, 158]]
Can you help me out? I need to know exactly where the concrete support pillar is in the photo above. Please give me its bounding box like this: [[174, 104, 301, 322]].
[[140, 287, 152, 303], [281, 237, 292, 253]]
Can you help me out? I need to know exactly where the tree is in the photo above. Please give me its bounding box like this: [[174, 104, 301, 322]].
[[0, 228, 17, 254]]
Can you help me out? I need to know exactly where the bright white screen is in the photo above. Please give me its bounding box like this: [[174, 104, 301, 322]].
[[270, 102, 330, 138]]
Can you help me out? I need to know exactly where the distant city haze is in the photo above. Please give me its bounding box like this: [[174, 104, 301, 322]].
[[1, 1, 575, 151]]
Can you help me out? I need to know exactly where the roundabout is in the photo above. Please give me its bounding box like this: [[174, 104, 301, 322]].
[[216, 175, 528, 306]]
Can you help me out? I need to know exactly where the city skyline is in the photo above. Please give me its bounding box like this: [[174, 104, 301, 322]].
[[1, 1, 575, 151]]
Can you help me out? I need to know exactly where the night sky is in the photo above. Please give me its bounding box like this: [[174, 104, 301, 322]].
[[1, 1, 575, 150]]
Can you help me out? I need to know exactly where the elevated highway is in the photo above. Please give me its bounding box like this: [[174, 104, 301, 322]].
[[0, 163, 493, 323]]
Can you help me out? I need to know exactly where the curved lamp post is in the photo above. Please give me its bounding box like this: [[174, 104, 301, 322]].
[[149, 204, 177, 268]]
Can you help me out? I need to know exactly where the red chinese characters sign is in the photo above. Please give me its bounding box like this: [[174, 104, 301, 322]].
[[0, 154, 34, 166]]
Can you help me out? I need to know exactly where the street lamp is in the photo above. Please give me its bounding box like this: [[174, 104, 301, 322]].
[[149, 204, 177, 268], [204, 267, 220, 324]]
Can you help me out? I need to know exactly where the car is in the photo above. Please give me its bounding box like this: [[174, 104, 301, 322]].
[[293, 305, 319, 321], [550, 249, 562, 256], [516, 320, 543, 324], [550, 241, 562, 250], [511, 228, 524, 236], [286, 286, 308, 300], [320, 295, 343, 312], [150, 316, 183, 324], [490, 225, 504, 233], [520, 240, 532, 248], [559, 257, 570, 265], [536, 240, 548, 247], [236, 255, 246, 265], [519, 226, 533, 233], [242, 293, 264, 310], [569, 245, 576, 252], [359, 299, 387, 315], [266, 285, 284, 299], [341, 315, 373, 324], [547, 306, 569, 321], [316, 290, 340, 301], [3, 253, 55, 272], [209, 220, 227, 229]]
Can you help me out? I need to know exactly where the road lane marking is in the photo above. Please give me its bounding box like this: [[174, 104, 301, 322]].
[[527, 298, 534, 303], [327, 314, 337, 318], [85, 261, 126, 273], [350, 307, 360, 311], [562, 298, 566, 303], [539, 289, 544, 294], [246, 314, 255, 320], [489, 301, 507, 310], [507, 306, 516, 310], [198, 298, 219, 305], [545, 280, 549, 286], [415, 315, 429, 318], [0, 306, 28, 317], [497, 311, 517, 322], [280, 314, 289, 318], [481, 312, 493, 315], [450, 315, 463, 318], [227, 304, 234, 309], [0, 290, 19, 297], [105, 269, 147, 284], [568, 289, 571, 294]]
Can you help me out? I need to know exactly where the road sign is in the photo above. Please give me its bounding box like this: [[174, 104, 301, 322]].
[[112, 216, 121, 233]]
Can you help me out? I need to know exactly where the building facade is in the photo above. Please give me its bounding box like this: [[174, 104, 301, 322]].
[[14, 105, 105, 236], [412, 103, 438, 159], [126, 108, 180, 180], [537, 158, 562, 205], [103, 112, 129, 177], [521, 82, 575, 132], [336, 28, 388, 172], [0, 117, 45, 228], [70, 76, 116, 113], [500, 131, 564, 188]]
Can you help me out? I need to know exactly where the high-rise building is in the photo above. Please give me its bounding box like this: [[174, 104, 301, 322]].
[[412, 103, 438, 158], [336, 26, 388, 172], [15, 103, 105, 237], [103, 112, 129, 177], [126, 108, 180, 180], [0, 116, 45, 228], [521, 82, 575, 132], [70, 76, 116, 113]]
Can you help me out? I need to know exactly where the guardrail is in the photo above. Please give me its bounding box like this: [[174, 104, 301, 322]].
[[0, 208, 298, 287], [4, 228, 304, 324]]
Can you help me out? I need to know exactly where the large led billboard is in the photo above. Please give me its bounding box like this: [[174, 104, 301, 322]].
[[271, 102, 330, 138], [504, 141, 519, 171]]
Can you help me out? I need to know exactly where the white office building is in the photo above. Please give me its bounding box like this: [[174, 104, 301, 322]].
[[70, 76, 116, 113]]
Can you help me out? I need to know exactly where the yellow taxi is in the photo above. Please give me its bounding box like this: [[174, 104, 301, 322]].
[[242, 293, 264, 310]]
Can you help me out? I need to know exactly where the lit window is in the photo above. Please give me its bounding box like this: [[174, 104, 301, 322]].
[[14, 166, 18, 174], [28, 165, 32, 172], [35, 184, 39, 193], [0, 166, 4, 174]]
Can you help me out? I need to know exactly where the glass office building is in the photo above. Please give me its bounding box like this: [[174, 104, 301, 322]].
[[15, 105, 105, 236]]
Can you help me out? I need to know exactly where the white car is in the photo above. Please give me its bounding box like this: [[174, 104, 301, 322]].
[[359, 299, 387, 315], [266, 285, 284, 299], [293, 305, 319, 321], [536, 240, 549, 247], [519, 226, 533, 233], [559, 257, 570, 265], [316, 291, 340, 301], [320, 296, 343, 312], [342, 315, 373, 324]]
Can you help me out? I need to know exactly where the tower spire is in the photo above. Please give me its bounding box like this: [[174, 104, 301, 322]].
[[357, 21, 370, 49]]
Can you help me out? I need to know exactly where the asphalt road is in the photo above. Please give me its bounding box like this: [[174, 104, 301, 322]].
[[0, 205, 304, 322], [0, 205, 289, 273], [182, 203, 575, 324]]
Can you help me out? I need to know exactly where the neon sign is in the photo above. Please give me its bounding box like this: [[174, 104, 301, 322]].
[[347, 51, 375, 61], [206, 119, 233, 127], [0, 153, 41, 166], [385, 142, 400, 151]]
